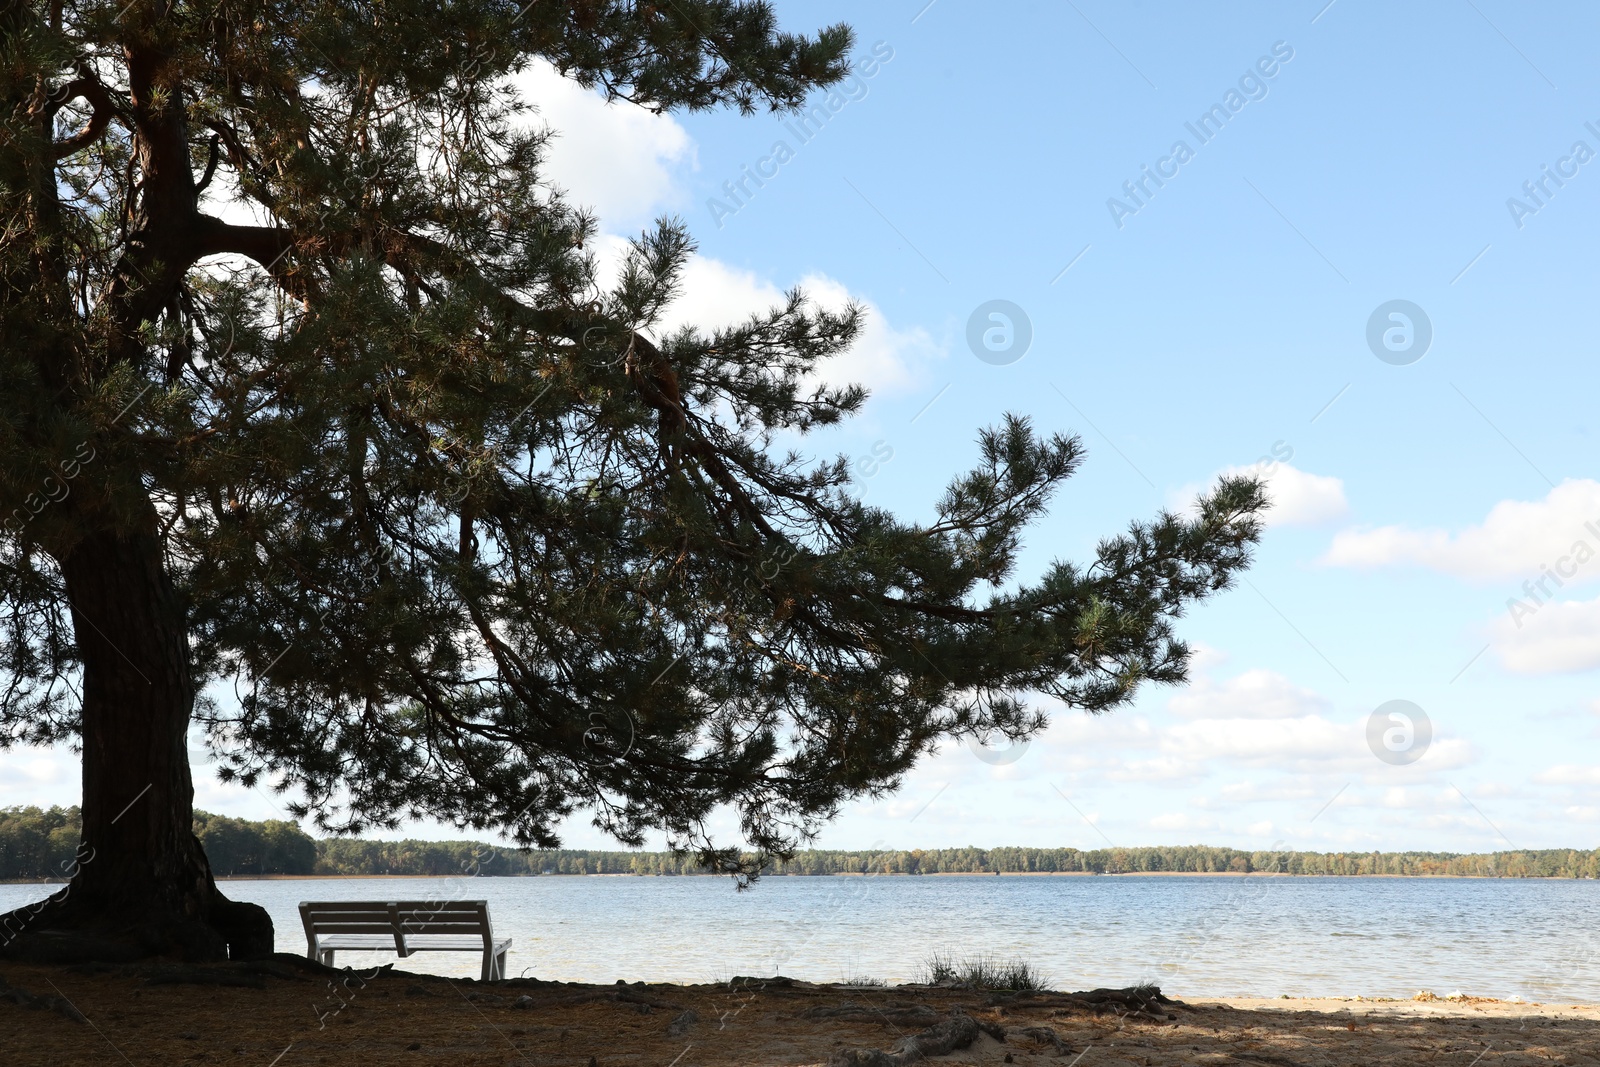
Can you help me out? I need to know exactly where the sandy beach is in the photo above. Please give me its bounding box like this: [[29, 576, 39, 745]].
[[4, 956, 1596, 1066]]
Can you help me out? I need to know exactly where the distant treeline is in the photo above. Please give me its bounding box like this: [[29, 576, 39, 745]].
[[0, 806, 316, 879], [3, 806, 1598, 880]]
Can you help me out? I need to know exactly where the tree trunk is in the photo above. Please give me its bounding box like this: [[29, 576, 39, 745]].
[[0, 524, 273, 962]]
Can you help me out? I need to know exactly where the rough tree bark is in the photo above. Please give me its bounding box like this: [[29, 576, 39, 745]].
[[0, 6, 274, 961], [1, 521, 273, 961]]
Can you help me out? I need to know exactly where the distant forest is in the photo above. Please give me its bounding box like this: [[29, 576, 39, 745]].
[[4, 806, 1598, 881]]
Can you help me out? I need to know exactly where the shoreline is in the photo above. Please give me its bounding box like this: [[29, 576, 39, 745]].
[[3, 868, 1591, 885], [205, 869, 1600, 882]]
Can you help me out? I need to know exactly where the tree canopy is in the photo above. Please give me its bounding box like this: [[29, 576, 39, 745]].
[[0, 0, 1263, 956]]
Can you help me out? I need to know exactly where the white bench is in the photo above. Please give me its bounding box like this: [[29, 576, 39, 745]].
[[298, 900, 512, 981]]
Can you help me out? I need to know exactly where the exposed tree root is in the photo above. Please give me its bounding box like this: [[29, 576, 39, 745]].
[[830, 985, 1182, 1064], [800, 1002, 943, 1025], [1015, 1024, 1075, 1055], [0, 973, 88, 1023], [987, 982, 1185, 1020], [0, 886, 272, 965], [828, 1011, 986, 1066]]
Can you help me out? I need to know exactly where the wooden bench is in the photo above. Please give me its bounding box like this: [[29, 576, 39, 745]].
[[298, 900, 512, 981]]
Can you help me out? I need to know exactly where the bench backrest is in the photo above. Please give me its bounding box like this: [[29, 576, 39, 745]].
[[299, 900, 495, 957]]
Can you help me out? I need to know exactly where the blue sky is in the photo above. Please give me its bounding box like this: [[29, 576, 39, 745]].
[[655, 0, 1600, 856], [9, 0, 1600, 856]]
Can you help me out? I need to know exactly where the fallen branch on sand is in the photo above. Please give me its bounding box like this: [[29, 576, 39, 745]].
[[829, 985, 1184, 1064], [988, 983, 1186, 1020], [1015, 1025, 1074, 1054], [799, 1002, 943, 1024], [828, 1012, 998, 1066], [0, 975, 87, 1023]]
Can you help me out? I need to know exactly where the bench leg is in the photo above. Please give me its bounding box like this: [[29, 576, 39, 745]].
[[481, 952, 492, 983], [495, 949, 508, 981], [319, 948, 335, 968]]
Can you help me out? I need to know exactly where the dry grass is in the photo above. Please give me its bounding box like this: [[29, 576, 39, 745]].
[[919, 951, 1050, 991]]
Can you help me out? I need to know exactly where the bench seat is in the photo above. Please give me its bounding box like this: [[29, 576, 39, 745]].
[[312, 933, 514, 954], [299, 900, 512, 980]]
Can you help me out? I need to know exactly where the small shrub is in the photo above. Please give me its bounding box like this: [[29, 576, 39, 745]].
[[921, 951, 959, 985], [838, 974, 886, 988], [918, 951, 1048, 991]]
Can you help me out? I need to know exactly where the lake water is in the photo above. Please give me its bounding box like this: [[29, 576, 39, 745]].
[[4, 874, 1597, 1000]]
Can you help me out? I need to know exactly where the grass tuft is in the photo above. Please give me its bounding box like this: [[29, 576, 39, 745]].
[[918, 951, 1049, 991]]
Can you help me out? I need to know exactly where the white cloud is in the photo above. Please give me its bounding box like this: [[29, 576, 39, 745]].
[[1172, 464, 1346, 527], [1322, 525, 1450, 570], [1246, 464, 1348, 526], [1153, 711, 1472, 777], [1187, 643, 1229, 672], [641, 256, 940, 396], [0, 745, 77, 810], [1191, 781, 1320, 808], [652, 253, 781, 338], [1323, 479, 1600, 582], [513, 62, 938, 399], [0, 750, 69, 787], [1493, 594, 1600, 674], [1030, 709, 1160, 753], [1167, 667, 1330, 720], [1160, 714, 1355, 766], [1534, 764, 1600, 785], [513, 60, 693, 229], [1106, 756, 1206, 783], [1040, 661, 1476, 786], [795, 274, 941, 395]]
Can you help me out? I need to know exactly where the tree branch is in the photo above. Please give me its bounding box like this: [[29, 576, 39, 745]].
[[195, 217, 292, 265], [50, 76, 117, 159], [195, 133, 221, 192], [193, 216, 312, 298]]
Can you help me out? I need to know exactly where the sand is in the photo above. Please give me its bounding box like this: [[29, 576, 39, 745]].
[[3, 956, 1596, 1066]]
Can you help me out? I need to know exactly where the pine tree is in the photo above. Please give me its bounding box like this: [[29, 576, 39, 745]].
[[0, 0, 1265, 960]]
